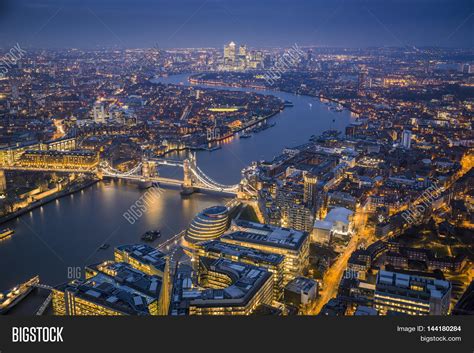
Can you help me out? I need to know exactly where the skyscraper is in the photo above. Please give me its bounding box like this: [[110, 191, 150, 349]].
[[358, 66, 369, 94], [238, 44, 247, 67], [401, 130, 412, 149], [0, 170, 6, 194], [11, 83, 19, 100], [303, 173, 318, 208], [224, 41, 236, 66]]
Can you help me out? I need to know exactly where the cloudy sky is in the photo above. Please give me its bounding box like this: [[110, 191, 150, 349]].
[[0, 0, 472, 48]]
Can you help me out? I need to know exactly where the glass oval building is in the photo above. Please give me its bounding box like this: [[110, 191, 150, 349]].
[[184, 206, 229, 246]]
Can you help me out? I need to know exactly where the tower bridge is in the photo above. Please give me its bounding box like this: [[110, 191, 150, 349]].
[[1, 152, 257, 197], [101, 152, 241, 195]]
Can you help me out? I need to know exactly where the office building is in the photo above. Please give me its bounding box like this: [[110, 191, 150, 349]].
[[374, 270, 451, 315], [222, 41, 263, 70], [53, 262, 165, 315], [238, 44, 247, 67], [225, 220, 310, 284], [169, 257, 273, 315], [183, 205, 229, 248], [223, 41, 236, 66], [284, 276, 318, 313], [358, 66, 369, 93], [401, 130, 412, 149], [114, 244, 170, 313], [195, 240, 284, 300]]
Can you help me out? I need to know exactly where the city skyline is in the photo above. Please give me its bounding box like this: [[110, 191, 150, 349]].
[[0, 2, 473, 349]]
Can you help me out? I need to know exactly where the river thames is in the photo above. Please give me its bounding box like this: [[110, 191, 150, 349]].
[[0, 74, 354, 289]]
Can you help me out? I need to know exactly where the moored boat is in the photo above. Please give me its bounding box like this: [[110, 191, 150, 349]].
[[0, 228, 14, 240]]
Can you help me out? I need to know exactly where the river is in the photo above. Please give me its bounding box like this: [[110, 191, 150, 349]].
[[0, 73, 353, 290]]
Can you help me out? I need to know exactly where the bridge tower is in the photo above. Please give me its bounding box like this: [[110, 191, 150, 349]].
[[181, 152, 196, 195], [142, 160, 150, 178], [141, 159, 158, 178]]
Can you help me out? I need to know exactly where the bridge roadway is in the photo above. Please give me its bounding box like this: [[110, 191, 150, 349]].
[[2, 162, 239, 195]]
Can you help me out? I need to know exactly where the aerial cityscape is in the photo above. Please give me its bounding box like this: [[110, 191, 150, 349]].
[[0, 0, 472, 327]]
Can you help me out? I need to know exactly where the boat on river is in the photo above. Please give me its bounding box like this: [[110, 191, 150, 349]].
[[0, 275, 39, 314], [0, 228, 14, 240]]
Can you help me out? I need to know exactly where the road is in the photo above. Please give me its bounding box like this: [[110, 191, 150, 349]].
[[310, 205, 374, 314]]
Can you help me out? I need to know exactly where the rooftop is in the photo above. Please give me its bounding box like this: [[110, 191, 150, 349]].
[[198, 240, 284, 266], [56, 262, 163, 315], [226, 220, 308, 251], [170, 257, 272, 314], [115, 244, 167, 273], [285, 276, 317, 294], [376, 270, 451, 300]]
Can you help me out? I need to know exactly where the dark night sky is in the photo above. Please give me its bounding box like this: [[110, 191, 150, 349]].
[[0, 0, 472, 49]]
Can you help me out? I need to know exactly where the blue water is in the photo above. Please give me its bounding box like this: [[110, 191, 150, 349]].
[[0, 74, 352, 289]]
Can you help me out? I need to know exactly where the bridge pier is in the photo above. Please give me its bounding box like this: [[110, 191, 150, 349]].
[[180, 153, 196, 196], [180, 186, 196, 196]]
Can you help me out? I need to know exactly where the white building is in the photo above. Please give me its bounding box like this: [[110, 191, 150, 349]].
[[312, 220, 332, 245], [91, 102, 107, 124], [401, 130, 412, 149], [311, 207, 354, 245]]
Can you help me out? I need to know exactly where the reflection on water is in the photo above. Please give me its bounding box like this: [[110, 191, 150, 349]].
[[0, 74, 352, 289], [154, 74, 355, 184], [0, 181, 229, 289]]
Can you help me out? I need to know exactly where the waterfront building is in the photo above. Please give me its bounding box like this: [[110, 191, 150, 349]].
[[53, 262, 165, 315], [194, 240, 285, 300], [374, 270, 451, 316], [170, 257, 273, 315], [183, 205, 229, 248], [114, 244, 170, 313], [225, 220, 310, 284], [0, 141, 41, 166], [18, 150, 99, 170]]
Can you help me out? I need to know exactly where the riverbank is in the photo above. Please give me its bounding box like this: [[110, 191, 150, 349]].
[[188, 74, 362, 117], [0, 179, 98, 226], [1, 73, 351, 290]]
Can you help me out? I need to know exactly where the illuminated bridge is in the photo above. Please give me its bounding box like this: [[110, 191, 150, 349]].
[[101, 152, 242, 194], [1, 152, 251, 196]]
